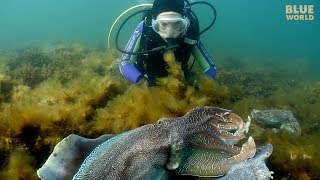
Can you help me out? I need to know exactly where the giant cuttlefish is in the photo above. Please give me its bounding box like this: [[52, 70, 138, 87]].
[[37, 106, 256, 179]]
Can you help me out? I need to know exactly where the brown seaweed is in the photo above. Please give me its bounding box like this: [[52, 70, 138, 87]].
[[0, 44, 319, 179]]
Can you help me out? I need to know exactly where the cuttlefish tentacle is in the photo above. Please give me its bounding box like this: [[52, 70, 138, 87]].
[[213, 122, 242, 131], [215, 130, 245, 145], [187, 132, 241, 155], [206, 114, 251, 145], [214, 112, 242, 125], [233, 116, 251, 136]]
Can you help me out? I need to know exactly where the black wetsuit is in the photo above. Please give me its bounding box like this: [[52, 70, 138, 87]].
[[134, 13, 200, 85]]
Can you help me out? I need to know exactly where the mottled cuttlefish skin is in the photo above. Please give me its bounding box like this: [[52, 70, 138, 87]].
[[38, 106, 256, 180], [207, 112, 251, 145], [175, 136, 256, 177], [37, 134, 115, 180], [219, 144, 274, 180], [251, 109, 301, 135]]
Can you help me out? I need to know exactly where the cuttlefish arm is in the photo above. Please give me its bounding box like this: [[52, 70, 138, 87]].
[[37, 134, 115, 180], [212, 112, 244, 130], [226, 136, 256, 164], [187, 132, 242, 155], [170, 107, 255, 177], [175, 137, 256, 177], [211, 114, 251, 145]]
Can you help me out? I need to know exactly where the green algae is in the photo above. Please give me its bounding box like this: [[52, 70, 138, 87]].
[[0, 75, 14, 103]]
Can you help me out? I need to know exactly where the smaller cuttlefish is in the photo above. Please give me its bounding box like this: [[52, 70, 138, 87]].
[[251, 109, 301, 135], [37, 106, 255, 180]]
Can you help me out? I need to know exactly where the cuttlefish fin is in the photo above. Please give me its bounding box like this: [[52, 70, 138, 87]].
[[37, 134, 115, 180]]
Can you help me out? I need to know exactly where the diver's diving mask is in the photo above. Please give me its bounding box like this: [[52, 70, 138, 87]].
[[152, 12, 189, 39]]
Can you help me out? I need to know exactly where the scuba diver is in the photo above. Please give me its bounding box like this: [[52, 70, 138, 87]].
[[118, 0, 216, 86]]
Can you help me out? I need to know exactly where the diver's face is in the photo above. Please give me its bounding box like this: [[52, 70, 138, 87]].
[[152, 11, 188, 40], [157, 12, 183, 31]]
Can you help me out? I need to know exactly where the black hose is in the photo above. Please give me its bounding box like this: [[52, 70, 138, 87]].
[[190, 1, 217, 35], [186, 1, 217, 72]]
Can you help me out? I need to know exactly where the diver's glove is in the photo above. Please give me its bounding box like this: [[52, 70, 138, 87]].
[[136, 75, 148, 86], [193, 80, 200, 91]]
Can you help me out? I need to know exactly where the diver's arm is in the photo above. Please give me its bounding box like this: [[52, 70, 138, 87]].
[[119, 21, 144, 83], [192, 41, 217, 79]]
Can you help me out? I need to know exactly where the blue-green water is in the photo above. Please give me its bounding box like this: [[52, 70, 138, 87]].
[[1, 0, 319, 62], [0, 0, 319, 81]]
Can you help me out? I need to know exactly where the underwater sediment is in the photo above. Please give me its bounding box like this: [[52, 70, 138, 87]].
[[0, 44, 319, 179]]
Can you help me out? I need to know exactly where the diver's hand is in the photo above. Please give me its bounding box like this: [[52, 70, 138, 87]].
[[193, 80, 200, 91], [136, 75, 148, 86]]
